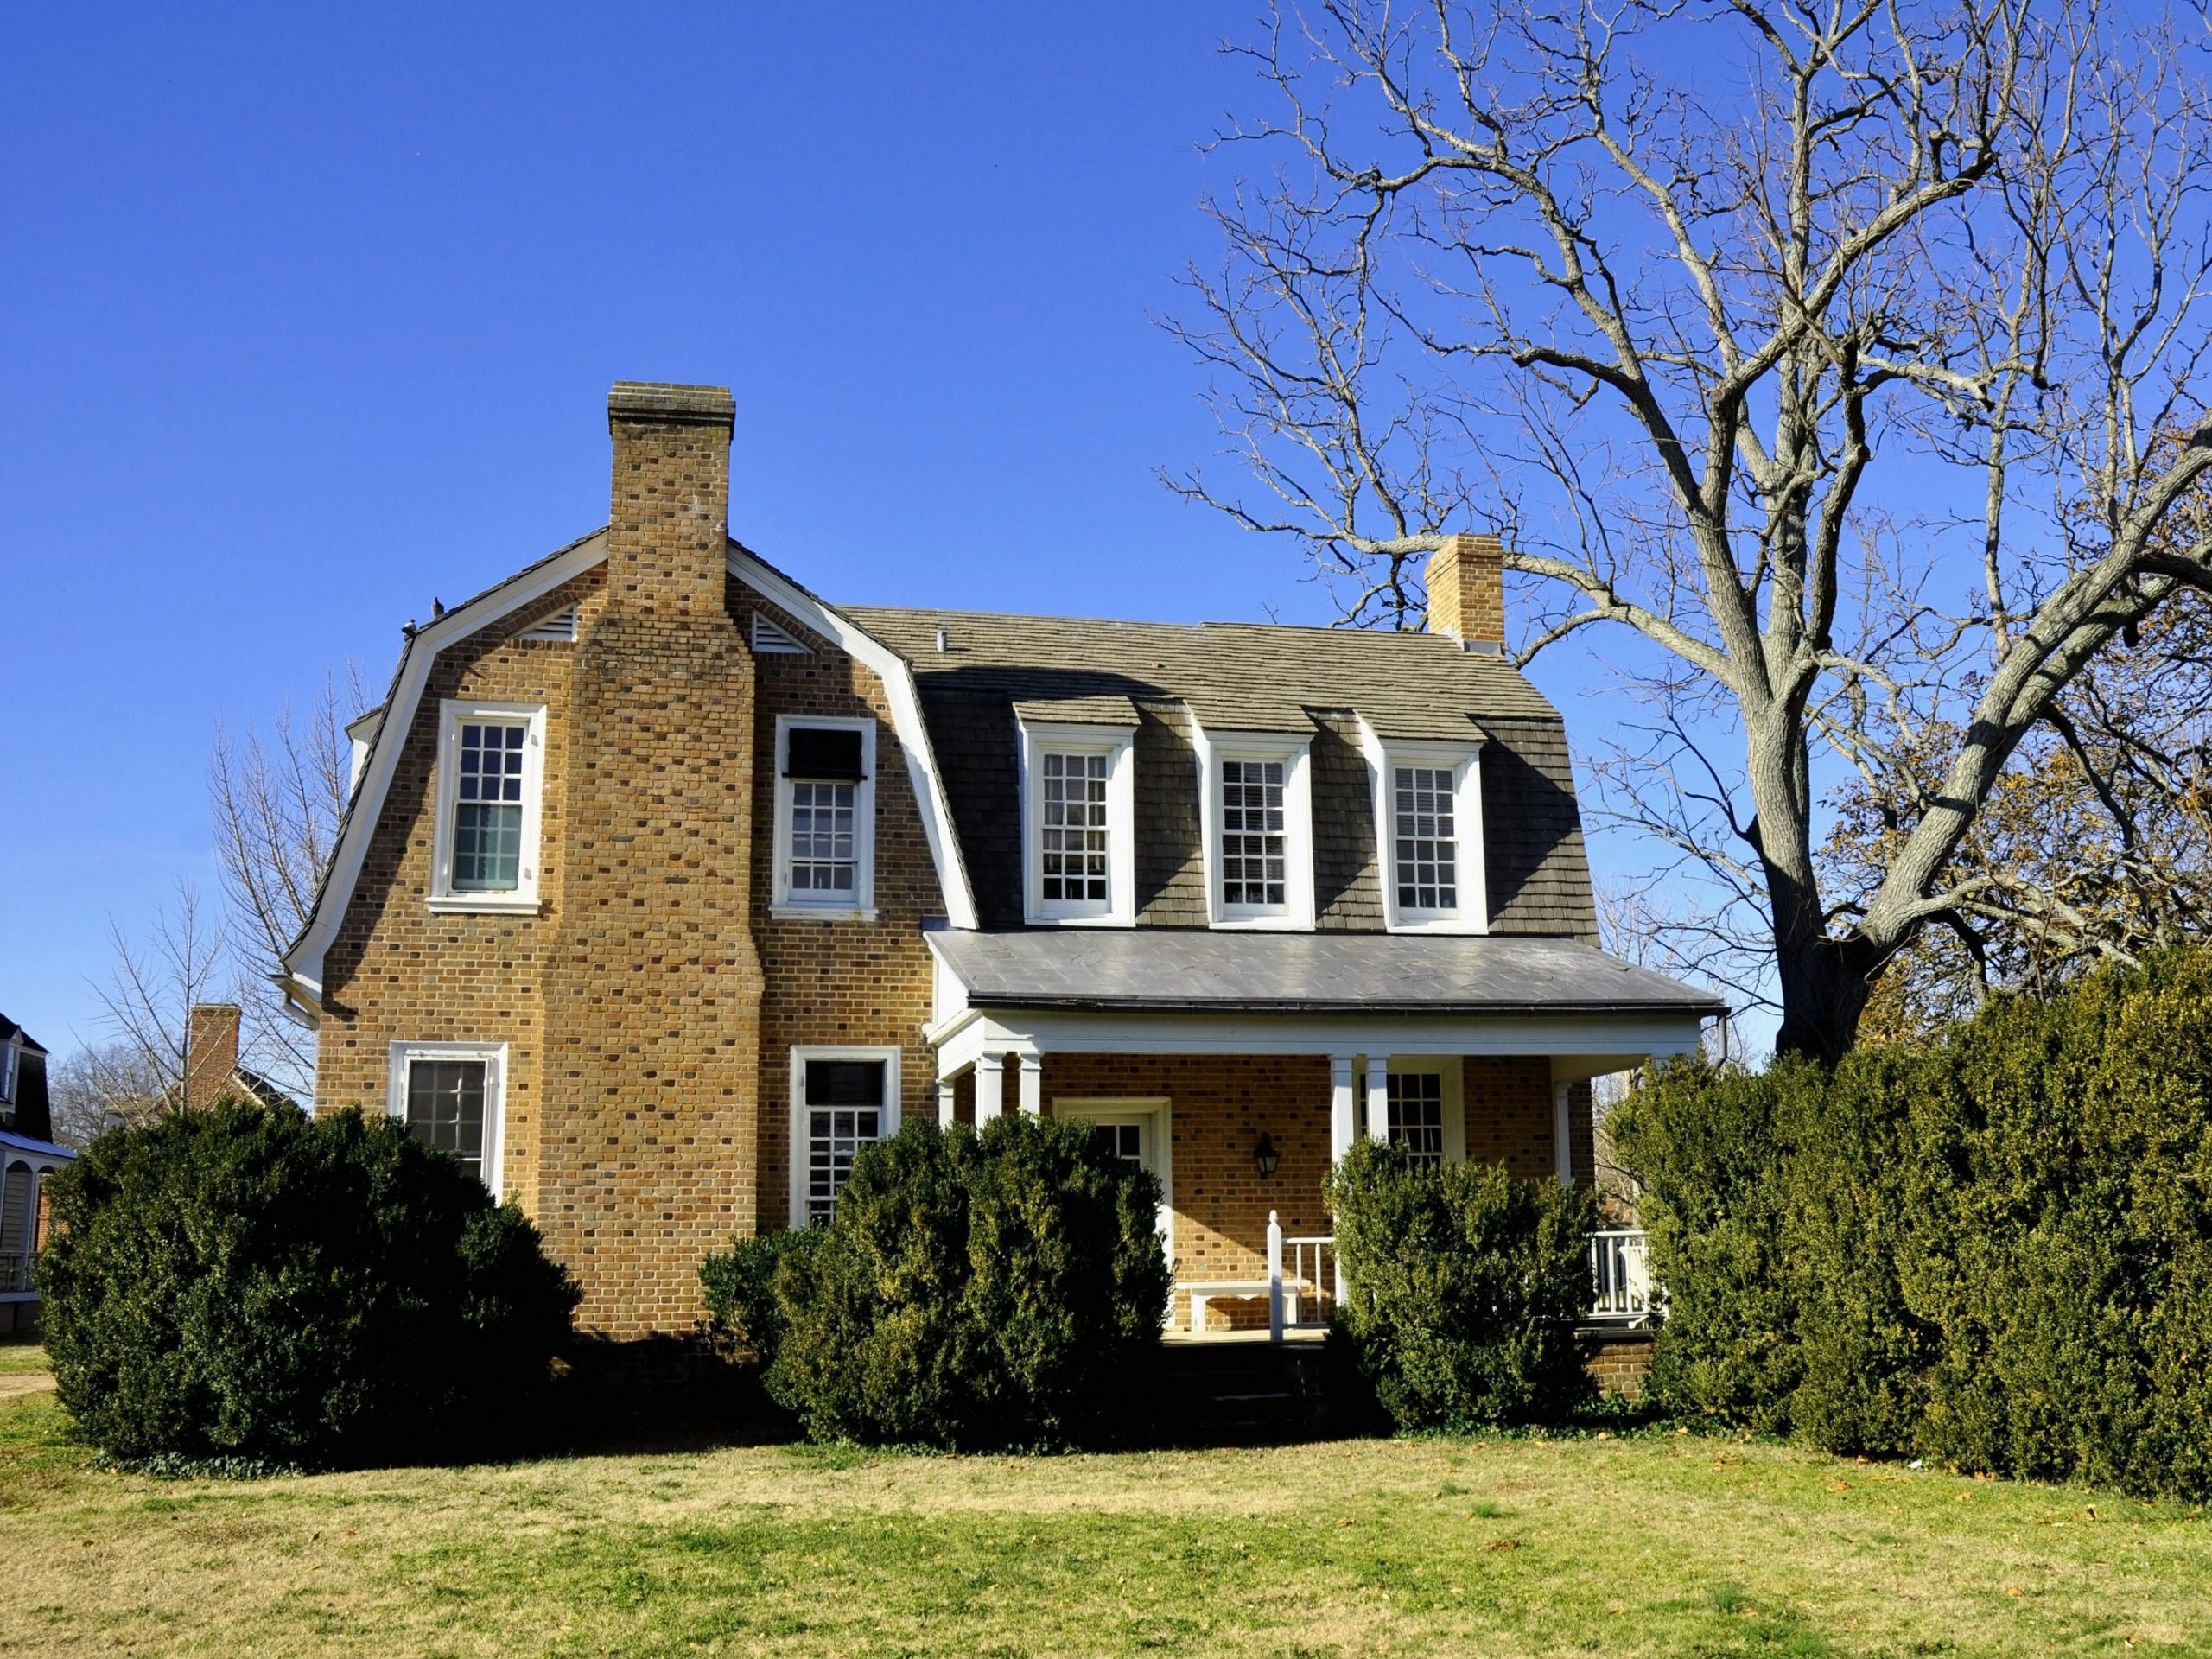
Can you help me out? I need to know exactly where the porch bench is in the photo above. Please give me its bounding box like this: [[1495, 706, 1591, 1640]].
[[1182, 1276, 1313, 1333]]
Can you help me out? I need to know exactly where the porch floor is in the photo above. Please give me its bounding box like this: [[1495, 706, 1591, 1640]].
[[1161, 1325, 1327, 1345]]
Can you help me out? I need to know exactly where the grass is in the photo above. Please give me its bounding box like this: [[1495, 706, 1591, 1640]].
[[0, 1335, 52, 1376], [4, 1381, 2211, 1657]]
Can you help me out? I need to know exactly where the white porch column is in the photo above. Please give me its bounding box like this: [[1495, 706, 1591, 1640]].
[[1017, 1050, 1043, 1116], [1553, 1082, 1574, 1185], [1328, 1054, 1357, 1160], [937, 1077, 957, 1128], [1364, 1055, 1392, 1144], [976, 1051, 1007, 1123]]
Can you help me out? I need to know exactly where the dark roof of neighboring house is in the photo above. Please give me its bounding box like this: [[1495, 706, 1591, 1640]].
[[838, 606, 1599, 940], [0, 1015, 48, 1054], [930, 929, 1726, 1015], [156, 1066, 300, 1114]]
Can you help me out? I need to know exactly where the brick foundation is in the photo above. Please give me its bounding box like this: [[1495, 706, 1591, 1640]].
[[1580, 1326, 1655, 1401]]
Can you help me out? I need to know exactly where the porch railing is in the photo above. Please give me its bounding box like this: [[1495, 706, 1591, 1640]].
[[1589, 1229, 1655, 1322], [1264, 1211, 1336, 1340]]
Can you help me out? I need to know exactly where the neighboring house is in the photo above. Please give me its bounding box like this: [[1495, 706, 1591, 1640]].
[[278, 383, 1720, 1345], [170, 1003, 297, 1114], [1, 1015, 72, 1335]]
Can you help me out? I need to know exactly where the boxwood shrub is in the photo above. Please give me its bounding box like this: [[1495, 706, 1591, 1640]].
[[36, 1100, 579, 1468], [1612, 947, 2212, 1499], [762, 1113, 1170, 1449], [1326, 1140, 1598, 1429]]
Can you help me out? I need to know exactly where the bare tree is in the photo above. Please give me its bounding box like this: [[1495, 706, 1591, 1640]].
[[208, 667, 366, 1096], [1171, 1, 2212, 1058], [46, 1040, 168, 1146], [88, 880, 233, 1112]]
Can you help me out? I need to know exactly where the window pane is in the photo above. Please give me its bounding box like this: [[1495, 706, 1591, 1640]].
[[1386, 1072, 1445, 1168], [804, 1062, 887, 1227], [1392, 766, 1459, 912], [1039, 751, 1110, 905], [804, 1059, 887, 1106], [406, 1059, 488, 1186], [787, 779, 858, 896], [1221, 758, 1288, 908], [453, 721, 528, 891]]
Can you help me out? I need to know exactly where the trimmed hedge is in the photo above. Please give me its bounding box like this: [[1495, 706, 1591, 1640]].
[[36, 1101, 578, 1468], [759, 1114, 1170, 1449], [700, 1225, 820, 1367], [1613, 948, 2212, 1498], [1327, 1140, 1597, 1428]]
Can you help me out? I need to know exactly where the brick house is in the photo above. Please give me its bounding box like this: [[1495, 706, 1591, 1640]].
[[277, 383, 1718, 1345]]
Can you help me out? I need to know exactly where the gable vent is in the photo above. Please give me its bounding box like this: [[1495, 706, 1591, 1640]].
[[518, 605, 579, 643], [750, 613, 810, 655]]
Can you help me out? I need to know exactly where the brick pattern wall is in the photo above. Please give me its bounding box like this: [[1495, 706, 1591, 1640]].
[[1424, 532, 1506, 645], [1582, 1328, 1654, 1401], [743, 594, 942, 1230], [1463, 1055, 1560, 1179], [538, 393, 765, 1338]]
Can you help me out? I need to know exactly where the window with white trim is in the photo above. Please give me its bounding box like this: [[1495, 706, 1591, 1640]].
[[1200, 731, 1315, 927], [386, 1042, 506, 1198], [1393, 765, 1459, 913], [0, 1039, 15, 1106], [790, 1047, 902, 1226], [429, 701, 546, 912], [1361, 728, 1486, 933], [772, 717, 876, 918], [1386, 1071, 1446, 1168], [1020, 721, 1135, 925]]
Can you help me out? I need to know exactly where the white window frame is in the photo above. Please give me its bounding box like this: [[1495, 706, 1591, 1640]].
[[1055, 1096, 1173, 1265], [1357, 721, 1488, 935], [428, 699, 548, 913], [770, 715, 878, 922], [1019, 718, 1137, 926], [788, 1045, 904, 1227], [385, 1041, 509, 1200], [1383, 1056, 1467, 1164], [1192, 726, 1315, 931]]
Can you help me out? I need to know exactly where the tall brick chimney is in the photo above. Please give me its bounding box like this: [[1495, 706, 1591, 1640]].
[[605, 382, 736, 617], [1425, 533, 1506, 651], [184, 1002, 240, 1112], [543, 382, 765, 1340]]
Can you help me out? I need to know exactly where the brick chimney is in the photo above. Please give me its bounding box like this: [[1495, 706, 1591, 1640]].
[[184, 1002, 241, 1111], [1425, 533, 1506, 651], [605, 383, 735, 619], [543, 381, 765, 1339]]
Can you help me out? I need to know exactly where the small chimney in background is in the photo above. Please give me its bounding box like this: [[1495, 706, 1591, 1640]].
[[1424, 532, 1506, 652], [184, 1003, 241, 1112], [605, 382, 736, 620]]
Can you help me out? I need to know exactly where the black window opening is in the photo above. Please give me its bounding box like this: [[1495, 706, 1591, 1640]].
[[407, 1059, 488, 1186], [785, 727, 867, 782], [1093, 1122, 1142, 1165], [804, 1058, 887, 1226]]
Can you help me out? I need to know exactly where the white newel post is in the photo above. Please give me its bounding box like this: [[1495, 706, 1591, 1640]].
[[975, 1051, 1006, 1123], [1267, 1209, 1285, 1344], [1552, 1083, 1574, 1185], [1017, 1051, 1042, 1116]]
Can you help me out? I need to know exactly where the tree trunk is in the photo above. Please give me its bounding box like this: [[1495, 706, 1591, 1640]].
[[1771, 929, 1882, 1065]]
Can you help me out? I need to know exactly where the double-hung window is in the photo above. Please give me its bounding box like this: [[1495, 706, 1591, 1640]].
[[1362, 728, 1486, 933], [1385, 1071, 1446, 1168], [1199, 729, 1314, 928], [386, 1042, 506, 1198], [1020, 720, 1135, 925], [790, 1047, 902, 1226], [772, 717, 876, 919], [430, 701, 546, 912]]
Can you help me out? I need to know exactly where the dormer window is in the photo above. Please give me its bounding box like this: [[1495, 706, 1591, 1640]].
[[1195, 726, 1316, 930], [772, 716, 877, 921], [429, 700, 547, 912], [1019, 717, 1135, 925], [1358, 726, 1487, 934], [0, 1039, 15, 1107]]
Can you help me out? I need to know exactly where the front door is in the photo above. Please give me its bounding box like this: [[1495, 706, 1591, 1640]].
[[1058, 1097, 1173, 1256]]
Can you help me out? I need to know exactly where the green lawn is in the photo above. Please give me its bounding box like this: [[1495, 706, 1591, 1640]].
[[3, 1382, 2209, 1657], [0, 1335, 51, 1376]]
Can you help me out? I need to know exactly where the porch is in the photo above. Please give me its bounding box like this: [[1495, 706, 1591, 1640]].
[[2, 1129, 75, 1337]]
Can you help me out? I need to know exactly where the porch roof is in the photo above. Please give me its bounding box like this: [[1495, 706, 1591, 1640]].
[[928, 929, 1726, 1018]]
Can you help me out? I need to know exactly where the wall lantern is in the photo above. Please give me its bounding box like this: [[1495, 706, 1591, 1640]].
[[1253, 1131, 1281, 1179]]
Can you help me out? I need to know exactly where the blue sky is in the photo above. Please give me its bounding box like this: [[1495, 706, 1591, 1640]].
[[1, 3, 1635, 1057]]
